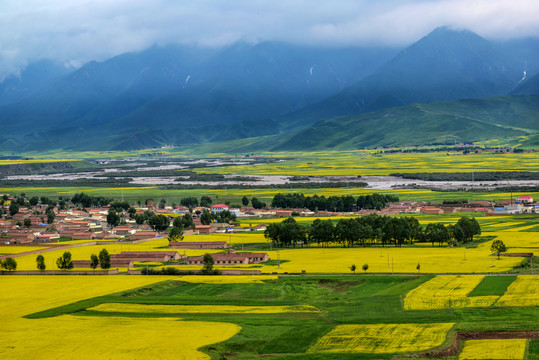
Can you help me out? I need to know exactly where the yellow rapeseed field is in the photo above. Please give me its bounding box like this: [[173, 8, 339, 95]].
[[0, 245, 49, 254], [507, 224, 539, 231], [308, 323, 454, 354], [459, 339, 527, 360], [1, 315, 239, 360], [496, 275, 539, 307], [0, 276, 241, 359], [192, 151, 539, 176], [481, 231, 539, 249], [11, 238, 172, 270], [89, 303, 319, 314], [183, 233, 267, 245], [256, 246, 521, 274], [403, 275, 498, 310], [488, 222, 524, 227], [0, 159, 81, 165]]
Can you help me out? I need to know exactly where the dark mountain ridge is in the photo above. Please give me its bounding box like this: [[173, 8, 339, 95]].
[[0, 27, 537, 152]]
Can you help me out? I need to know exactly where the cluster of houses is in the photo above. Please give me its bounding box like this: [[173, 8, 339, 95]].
[[0, 204, 161, 245], [376, 196, 537, 216]]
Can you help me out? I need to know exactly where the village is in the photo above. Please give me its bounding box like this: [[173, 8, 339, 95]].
[[0, 192, 536, 273]]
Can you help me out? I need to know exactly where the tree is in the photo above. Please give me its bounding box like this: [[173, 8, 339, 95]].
[[9, 204, 19, 217], [453, 224, 466, 245], [148, 214, 169, 232], [416, 262, 421, 273], [491, 240, 507, 260], [90, 254, 99, 270], [158, 199, 166, 209], [29, 196, 39, 206], [362, 263, 369, 274], [200, 209, 213, 225], [200, 195, 212, 208], [251, 197, 266, 209], [127, 207, 137, 218], [426, 223, 450, 247], [99, 249, 111, 269], [174, 213, 194, 229], [456, 216, 481, 243], [180, 197, 198, 207], [47, 211, 55, 224], [107, 209, 121, 227], [56, 251, 74, 270], [242, 196, 249, 206], [2, 257, 17, 271], [36, 254, 46, 271], [202, 253, 214, 272], [135, 213, 147, 225], [349, 264, 356, 274], [168, 226, 184, 242], [24, 218, 32, 228], [308, 219, 335, 247]]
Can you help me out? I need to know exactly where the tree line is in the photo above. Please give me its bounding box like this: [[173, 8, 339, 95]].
[[264, 214, 481, 248], [271, 193, 399, 212]]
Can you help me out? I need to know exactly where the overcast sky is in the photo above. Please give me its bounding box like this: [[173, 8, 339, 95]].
[[1, 0, 538, 79]]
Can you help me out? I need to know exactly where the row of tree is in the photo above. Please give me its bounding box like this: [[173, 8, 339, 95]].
[[54, 249, 111, 270], [271, 193, 399, 212], [264, 215, 481, 248]]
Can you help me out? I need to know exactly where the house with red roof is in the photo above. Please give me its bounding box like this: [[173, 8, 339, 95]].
[[517, 196, 533, 204], [211, 204, 229, 213]]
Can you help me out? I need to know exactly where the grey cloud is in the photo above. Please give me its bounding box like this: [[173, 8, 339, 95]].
[[0, 0, 538, 79]]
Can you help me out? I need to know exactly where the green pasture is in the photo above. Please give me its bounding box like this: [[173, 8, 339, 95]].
[[26, 276, 539, 359], [0, 186, 537, 206]]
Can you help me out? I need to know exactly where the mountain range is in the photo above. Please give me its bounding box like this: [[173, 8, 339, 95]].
[[0, 26, 538, 152]]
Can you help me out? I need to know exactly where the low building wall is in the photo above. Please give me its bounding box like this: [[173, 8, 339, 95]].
[[0, 269, 119, 275]]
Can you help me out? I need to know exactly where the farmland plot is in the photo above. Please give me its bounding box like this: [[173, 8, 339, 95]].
[[459, 339, 527, 359], [496, 275, 539, 307], [308, 323, 454, 354], [403, 275, 498, 310]]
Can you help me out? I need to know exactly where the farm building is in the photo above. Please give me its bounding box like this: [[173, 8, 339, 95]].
[[72, 259, 134, 268], [111, 251, 184, 262], [211, 204, 229, 213], [169, 241, 229, 249], [129, 231, 158, 240], [187, 249, 269, 266]]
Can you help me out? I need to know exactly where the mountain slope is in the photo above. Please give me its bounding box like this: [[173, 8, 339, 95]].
[[0, 60, 70, 106], [511, 73, 539, 95], [0, 43, 397, 137], [280, 27, 525, 127], [270, 95, 539, 150]]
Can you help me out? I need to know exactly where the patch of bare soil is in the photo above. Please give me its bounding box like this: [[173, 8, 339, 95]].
[[318, 279, 364, 292]]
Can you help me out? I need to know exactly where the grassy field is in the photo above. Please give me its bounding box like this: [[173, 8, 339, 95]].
[[3, 274, 536, 359], [1, 185, 537, 206]]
